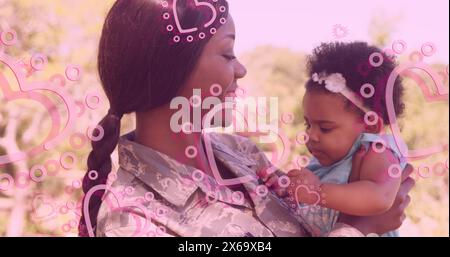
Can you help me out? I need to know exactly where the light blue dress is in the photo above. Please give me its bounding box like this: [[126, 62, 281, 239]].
[[294, 133, 407, 237]]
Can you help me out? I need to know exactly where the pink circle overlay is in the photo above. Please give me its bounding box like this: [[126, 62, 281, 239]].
[[278, 175, 291, 188], [86, 125, 105, 142], [192, 169, 205, 182], [65, 64, 82, 82], [387, 164, 402, 178], [281, 113, 295, 124], [372, 139, 386, 154], [60, 152, 77, 170], [235, 87, 246, 97], [392, 40, 407, 55], [125, 186, 134, 196], [88, 170, 99, 181], [185, 146, 198, 159], [255, 185, 269, 197], [296, 155, 310, 168], [364, 111, 379, 126], [30, 53, 48, 71], [418, 165, 431, 178], [421, 42, 436, 57], [369, 52, 384, 67], [0, 173, 14, 191], [29, 164, 47, 183], [163, 12, 170, 20], [360, 83, 375, 98], [232, 191, 245, 204], [0, 29, 18, 46], [145, 192, 155, 202], [296, 132, 309, 145], [210, 84, 223, 97], [85, 91, 101, 110]]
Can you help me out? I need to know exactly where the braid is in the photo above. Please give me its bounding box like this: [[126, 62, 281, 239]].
[[78, 111, 122, 237]]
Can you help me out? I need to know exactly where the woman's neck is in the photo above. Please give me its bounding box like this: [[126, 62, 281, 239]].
[[135, 105, 212, 173]]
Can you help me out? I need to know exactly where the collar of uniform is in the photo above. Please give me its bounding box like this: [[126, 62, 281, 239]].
[[118, 132, 199, 207], [117, 132, 256, 208]]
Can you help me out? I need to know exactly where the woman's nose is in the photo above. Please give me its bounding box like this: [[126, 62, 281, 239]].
[[234, 60, 247, 79]]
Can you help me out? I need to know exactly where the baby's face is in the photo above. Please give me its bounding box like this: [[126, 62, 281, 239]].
[[303, 90, 366, 166]]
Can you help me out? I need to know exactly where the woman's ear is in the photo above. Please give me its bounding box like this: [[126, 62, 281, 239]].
[[365, 116, 384, 133]]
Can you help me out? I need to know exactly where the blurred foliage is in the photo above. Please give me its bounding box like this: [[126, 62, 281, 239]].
[[0, 0, 448, 236]]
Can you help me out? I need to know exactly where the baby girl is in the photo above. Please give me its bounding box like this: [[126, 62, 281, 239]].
[[262, 42, 408, 237]]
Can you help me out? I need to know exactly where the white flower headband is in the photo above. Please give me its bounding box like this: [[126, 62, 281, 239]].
[[312, 72, 370, 113]]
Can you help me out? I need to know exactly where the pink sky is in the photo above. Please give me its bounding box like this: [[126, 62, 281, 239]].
[[228, 0, 449, 64]]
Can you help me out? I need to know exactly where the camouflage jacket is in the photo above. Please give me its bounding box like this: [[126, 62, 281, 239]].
[[96, 132, 363, 237]]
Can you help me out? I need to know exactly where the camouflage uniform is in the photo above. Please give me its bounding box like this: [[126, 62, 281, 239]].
[[96, 132, 363, 237]]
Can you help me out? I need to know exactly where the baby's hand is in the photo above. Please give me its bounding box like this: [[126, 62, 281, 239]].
[[285, 169, 322, 207]]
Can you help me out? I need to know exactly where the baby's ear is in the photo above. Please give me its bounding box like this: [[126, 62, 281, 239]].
[[365, 116, 384, 133]]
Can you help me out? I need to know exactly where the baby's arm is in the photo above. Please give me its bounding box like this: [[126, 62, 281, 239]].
[[280, 146, 402, 216], [317, 147, 402, 216]]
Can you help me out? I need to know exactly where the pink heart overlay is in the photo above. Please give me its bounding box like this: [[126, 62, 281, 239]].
[[173, 0, 218, 34], [294, 185, 321, 206], [83, 184, 152, 237], [0, 51, 77, 165], [31, 193, 57, 222]]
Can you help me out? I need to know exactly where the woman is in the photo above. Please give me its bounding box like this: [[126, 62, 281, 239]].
[[79, 0, 414, 237]]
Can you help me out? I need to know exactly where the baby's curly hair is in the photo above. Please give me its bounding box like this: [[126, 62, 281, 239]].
[[305, 41, 405, 125]]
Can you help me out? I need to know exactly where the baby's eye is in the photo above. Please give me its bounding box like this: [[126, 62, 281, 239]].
[[320, 127, 333, 133], [304, 122, 311, 129]]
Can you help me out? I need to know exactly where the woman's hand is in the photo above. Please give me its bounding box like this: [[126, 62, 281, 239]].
[[338, 148, 415, 235]]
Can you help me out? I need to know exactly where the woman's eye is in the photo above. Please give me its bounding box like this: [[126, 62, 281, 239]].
[[223, 54, 236, 61]]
